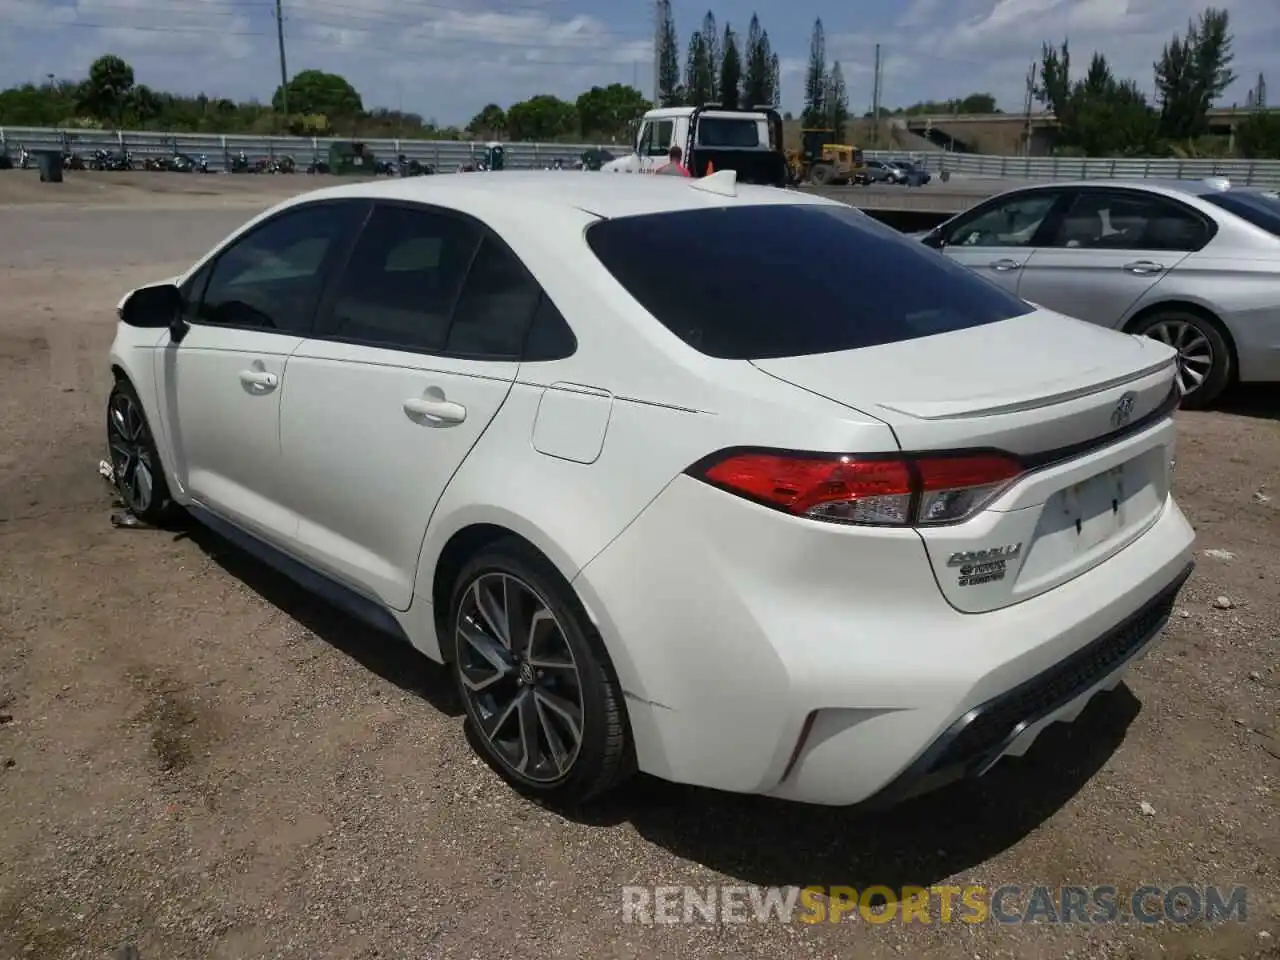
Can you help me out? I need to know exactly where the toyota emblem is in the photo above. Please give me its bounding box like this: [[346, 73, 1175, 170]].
[[1111, 392, 1137, 428]]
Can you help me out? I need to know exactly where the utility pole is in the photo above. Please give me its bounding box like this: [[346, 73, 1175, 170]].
[[870, 43, 882, 147], [653, 0, 662, 106], [1021, 60, 1037, 156], [275, 0, 290, 115]]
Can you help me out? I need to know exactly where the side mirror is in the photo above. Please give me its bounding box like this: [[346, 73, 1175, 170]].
[[921, 229, 945, 249], [119, 283, 181, 328]]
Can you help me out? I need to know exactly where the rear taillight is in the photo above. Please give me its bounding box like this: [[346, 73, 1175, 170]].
[[692, 450, 1024, 527]]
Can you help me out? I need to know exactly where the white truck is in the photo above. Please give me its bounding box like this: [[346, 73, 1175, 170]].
[[601, 104, 788, 186]]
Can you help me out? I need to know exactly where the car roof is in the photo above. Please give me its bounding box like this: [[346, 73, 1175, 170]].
[[290, 170, 836, 220], [995, 177, 1238, 199]]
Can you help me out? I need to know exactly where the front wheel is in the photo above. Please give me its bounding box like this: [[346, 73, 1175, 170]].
[[106, 379, 177, 524], [449, 538, 631, 805], [1131, 309, 1232, 410]]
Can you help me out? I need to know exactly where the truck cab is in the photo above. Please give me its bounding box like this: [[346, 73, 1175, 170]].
[[601, 105, 787, 186]]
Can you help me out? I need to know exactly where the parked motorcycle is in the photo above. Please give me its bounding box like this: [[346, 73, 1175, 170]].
[[396, 154, 426, 177], [63, 152, 86, 170], [230, 151, 252, 173], [305, 157, 330, 174], [92, 149, 133, 171]]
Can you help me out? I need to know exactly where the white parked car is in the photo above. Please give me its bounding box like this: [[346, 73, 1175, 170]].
[[108, 171, 1195, 808]]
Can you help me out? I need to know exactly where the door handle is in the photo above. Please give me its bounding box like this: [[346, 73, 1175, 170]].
[[403, 397, 466, 424], [989, 258, 1023, 271], [238, 369, 278, 389], [1122, 260, 1164, 275]]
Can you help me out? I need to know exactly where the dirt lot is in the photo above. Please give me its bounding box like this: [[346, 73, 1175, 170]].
[[1, 170, 1277, 960]]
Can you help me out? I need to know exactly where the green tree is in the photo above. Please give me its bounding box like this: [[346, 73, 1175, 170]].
[[700, 11, 721, 103], [802, 18, 826, 127], [657, 0, 683, 106], [126, 84, 161, 126], [466, 103, 506, 137], [576, 84, 649, 139], [78, 54, 135, 125], [826, 61, 849, 141], [1153, 7, 1235, 141], [505, 94, 576, 141], [769, 50, 781, 107], [742, 14, 769, 107], [272, 70, 363, 119], [1036, 42, 1159, 155], [685, 30, 714, 106], [719, 24, 742, 110]]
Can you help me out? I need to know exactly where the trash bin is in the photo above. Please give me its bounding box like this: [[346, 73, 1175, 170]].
[[37, 150, 64, 183]]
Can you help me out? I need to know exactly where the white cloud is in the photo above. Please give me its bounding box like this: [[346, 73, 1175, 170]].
[[858, 0, 1280, 110], [1, 0, 1275, 123]]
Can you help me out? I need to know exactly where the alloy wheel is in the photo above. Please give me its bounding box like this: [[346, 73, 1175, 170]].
[[455, 572, 585, 783], [1143, 319, 1214, 398], [107, 391, 155, 514]]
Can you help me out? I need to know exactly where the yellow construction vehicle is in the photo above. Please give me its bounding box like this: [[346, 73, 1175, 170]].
[[787, 128, 865, 186]]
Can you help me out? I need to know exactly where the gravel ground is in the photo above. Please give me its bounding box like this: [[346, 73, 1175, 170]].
[[0, 172, 1277, 960]]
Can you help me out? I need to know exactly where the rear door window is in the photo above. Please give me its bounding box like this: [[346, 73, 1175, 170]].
[[586, 203, 1033, 360], [1201, 189, 1280, 238]]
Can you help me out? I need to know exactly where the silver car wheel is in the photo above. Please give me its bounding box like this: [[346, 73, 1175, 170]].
[[1144, 319, 1214, 397], [455, 572, 584, 783], [107, 391, 155, 514]]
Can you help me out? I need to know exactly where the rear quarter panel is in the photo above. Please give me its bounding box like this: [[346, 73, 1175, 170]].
[[1125, 252, 1280, 382]]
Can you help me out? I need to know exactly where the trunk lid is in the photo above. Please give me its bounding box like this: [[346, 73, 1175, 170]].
[[750, 309, 1180, 613]]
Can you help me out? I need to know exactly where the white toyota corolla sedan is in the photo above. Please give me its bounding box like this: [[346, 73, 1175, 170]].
[[108, 170, 1195, 807]]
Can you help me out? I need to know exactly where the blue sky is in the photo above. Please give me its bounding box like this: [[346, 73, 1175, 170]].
[[0, 0, 1276, 126]]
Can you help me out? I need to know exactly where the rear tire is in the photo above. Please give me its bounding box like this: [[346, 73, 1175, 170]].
[[448, 538, 631, 806], [1130, 308, 1232, 410], [809, 163, 834, 186]]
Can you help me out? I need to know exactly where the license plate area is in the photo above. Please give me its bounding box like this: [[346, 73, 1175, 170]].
[[1011, 448, 1167, 599], [1062, 465, 1127, 554]]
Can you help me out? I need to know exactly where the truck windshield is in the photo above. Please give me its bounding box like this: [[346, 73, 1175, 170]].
[[696, 118, 761, 148]]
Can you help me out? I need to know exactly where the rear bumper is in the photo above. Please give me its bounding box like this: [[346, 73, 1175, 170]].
[[573, 476, 1196, 807], [857, 561, 1191, 810]]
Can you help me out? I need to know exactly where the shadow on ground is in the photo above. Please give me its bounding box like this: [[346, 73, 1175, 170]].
[[1218, 384, 1279, 423], [178, 521, 461, 717], [176, 513, 1141, 892]]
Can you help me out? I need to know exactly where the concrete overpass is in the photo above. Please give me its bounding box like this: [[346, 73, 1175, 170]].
[[902, 106, 1277, 155]]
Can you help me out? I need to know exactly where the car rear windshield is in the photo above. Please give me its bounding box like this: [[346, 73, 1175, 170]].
[[696, 118, 761, 148], [585, 204, 1034, 359], [1201, 189, 1280, 237]]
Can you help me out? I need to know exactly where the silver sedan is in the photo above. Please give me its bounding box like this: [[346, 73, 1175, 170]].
[[918, 178, 1280, 408]]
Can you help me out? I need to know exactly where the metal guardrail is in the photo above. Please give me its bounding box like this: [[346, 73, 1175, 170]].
[[0, 126, 610, 171], [2, 125, 1279, 186]]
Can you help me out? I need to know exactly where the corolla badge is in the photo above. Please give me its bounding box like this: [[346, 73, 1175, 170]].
[[1111, 391, 1137, 428]]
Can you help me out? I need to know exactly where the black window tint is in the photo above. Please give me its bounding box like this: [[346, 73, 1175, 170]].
[[445, 237, 542, 359], [586, 204, 1033, 360], [1045, 191, 1211, 251], [327, 204, 481, 352], [198, 202, 358, 334], [945, 191, 1061, 248], [696, 118, 760, 148], [179, 261, 213, 324], [1201, 190, 1280, 238], [522, 294, 577, 361]]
